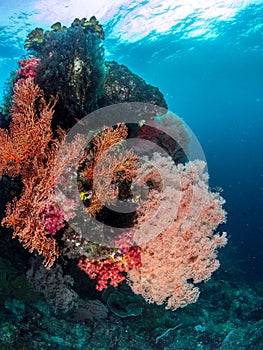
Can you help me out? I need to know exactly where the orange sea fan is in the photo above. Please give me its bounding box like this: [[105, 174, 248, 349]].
[[0, 79, 85, 267], [0, 78, 57, 178], [80, 124, 138, 216]]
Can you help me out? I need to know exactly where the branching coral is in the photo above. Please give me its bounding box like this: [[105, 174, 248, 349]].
[[79, 123, 138, 216], [0, 79, 56, 178], [0, 79, 84, 267]]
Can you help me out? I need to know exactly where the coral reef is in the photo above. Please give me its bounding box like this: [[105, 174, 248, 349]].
[[99, 60, 167, 109], [0, 15, 239, 350], [2, 19, 167, 131], [22, 18, 105, 130], [0, 261, 263, 349], [0, 16, 227, 308]]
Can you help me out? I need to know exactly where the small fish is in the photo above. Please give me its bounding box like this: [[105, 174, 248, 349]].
[[138, 119, 146, 127], [80, 190, 92, 200]]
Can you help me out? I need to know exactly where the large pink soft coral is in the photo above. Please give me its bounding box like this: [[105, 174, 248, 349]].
[[127, 154, 227, 310]]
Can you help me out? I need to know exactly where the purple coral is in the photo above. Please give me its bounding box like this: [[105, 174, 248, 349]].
[[40, 203, 65, 235], [15, 58, 40, 87]]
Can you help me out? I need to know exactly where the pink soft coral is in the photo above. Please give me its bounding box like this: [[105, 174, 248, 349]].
[[127, 153, 227, 310], [40, 203, 65, 235], [15, 58, 40, 87]]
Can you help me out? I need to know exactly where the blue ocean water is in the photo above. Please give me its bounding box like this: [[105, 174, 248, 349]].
[[103, 3, 263, 276], [0, 1, 263, 348]]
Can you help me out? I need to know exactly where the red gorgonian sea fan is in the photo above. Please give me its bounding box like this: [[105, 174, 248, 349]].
[[0, 79, 85, 267]]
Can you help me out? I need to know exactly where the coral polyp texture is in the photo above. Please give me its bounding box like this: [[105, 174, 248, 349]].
[[127, 154, 227, 310], [0, 17, 227, 311]]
